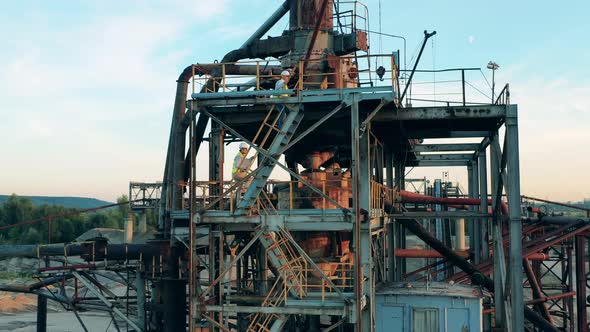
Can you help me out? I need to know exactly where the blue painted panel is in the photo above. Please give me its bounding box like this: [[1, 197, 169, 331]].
[[378, 305, 405, 331], [447, 308, 469, 331]]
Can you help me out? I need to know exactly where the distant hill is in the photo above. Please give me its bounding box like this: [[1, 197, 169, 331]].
[[0, 195, 113, 209]]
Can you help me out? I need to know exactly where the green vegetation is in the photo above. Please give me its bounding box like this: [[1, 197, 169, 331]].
[[0, 194, 157, 245]]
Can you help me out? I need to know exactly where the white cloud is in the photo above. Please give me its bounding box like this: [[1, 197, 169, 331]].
[[0, 1, 233, 201], [468, 35, 475, 44]]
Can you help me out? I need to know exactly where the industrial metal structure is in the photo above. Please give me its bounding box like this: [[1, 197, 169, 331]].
[[3, 1, 590, 332]]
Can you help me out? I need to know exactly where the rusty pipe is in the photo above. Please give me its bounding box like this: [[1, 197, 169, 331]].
[[395, 249, 549, 261], [399, 190, 509, 216]]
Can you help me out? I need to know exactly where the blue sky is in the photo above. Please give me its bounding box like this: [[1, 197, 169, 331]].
[[1, 0, 589, 202]]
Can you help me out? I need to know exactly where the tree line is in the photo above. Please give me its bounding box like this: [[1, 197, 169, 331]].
[[0, 194, 157, 245]]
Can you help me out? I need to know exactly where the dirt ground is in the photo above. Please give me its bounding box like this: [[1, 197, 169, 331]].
[[0, 312, 118, 332]]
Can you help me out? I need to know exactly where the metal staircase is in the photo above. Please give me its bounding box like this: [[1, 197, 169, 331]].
[[248, 228, 307, 331], [234, 105, 303, 215]]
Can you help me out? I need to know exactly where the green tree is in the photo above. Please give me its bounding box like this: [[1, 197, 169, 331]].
[[4, 194, 33, 224]]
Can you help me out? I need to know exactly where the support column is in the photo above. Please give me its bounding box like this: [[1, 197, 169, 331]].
[[478, 152, 489, 260], [468, 160, 480, 264], [385, 150, 395, 282], [125, 213, 133, 243], [434, 179, 444, 280], [454, 218, 465, 250], [351, 93, 372, 332], [490, 131, 507, 329], [138, 211, 147, 234], [506, 105, 524, 329], [136, 270, 146, 330], [394, 158, 406, 280], [36, 295, 47, 332], [209, 122, 223, 209], [575, 236, 588, 331]]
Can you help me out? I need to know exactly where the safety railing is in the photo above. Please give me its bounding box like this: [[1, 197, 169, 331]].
[[334, 1, 369, 34], [371, 180, 394, 217], [176, 181, 236, 211], [398, 67, 505, 106], [190, 53, 399, 96], [494, 83, 510, 105], [300, 261, 355, 297], [264, 179, 351, 212], [176, 179, 395, 217]]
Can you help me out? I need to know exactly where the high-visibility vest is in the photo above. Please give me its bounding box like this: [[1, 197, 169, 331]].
[[232, 152, 245, 174]]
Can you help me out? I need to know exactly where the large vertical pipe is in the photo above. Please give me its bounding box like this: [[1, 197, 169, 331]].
[[163, 0, 291, 220], [36, 295, 47, 332], [479, 152, 489, 260], [506, 105, 524, 329], [490, 131, 507, 329]]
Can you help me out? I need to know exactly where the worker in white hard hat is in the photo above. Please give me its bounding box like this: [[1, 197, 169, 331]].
[[232, 142, 255, 192], [275, 70, 291, 96], [274, 69, 291, 127]]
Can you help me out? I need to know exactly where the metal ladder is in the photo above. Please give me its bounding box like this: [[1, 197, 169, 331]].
[[234, 105, 303, 215]]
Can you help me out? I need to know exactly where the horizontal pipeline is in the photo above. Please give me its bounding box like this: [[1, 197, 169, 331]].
[[395, 249, 548, 260], [399, 190, 509, 216]]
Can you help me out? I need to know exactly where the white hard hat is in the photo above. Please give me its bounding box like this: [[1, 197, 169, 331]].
[[281, 70, 291, 76], [239, 142, 248, 149]]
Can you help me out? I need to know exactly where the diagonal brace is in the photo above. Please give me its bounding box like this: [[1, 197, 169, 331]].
[[199, 228, 264, 300], [360, 97, 390, 136], [279, 100, 350, 154], [72, 271, 143, 332]]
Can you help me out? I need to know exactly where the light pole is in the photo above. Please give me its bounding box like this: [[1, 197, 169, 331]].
[[487, 61, 499, 103]]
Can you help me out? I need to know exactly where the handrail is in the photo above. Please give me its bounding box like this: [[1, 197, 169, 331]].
[[190, 53, 399, 98], [494, 83, 510, 105]]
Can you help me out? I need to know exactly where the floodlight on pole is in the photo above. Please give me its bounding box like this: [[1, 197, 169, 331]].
[[487, 61, 499, 103]]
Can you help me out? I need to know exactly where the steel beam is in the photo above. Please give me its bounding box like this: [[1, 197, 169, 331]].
[[415, 153, 474, 161], [203, 304, 346, 316], [412, 143, 480, 152], [373, 105, 506, 121], [414, 160, 470, 167]]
